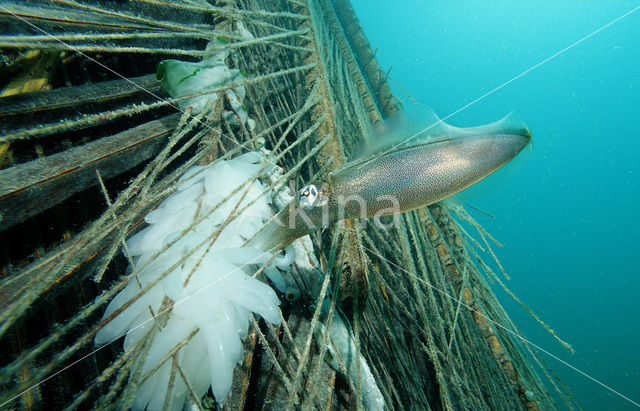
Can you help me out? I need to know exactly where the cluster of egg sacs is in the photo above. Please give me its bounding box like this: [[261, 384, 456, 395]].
[[95, 152, 291, 409]]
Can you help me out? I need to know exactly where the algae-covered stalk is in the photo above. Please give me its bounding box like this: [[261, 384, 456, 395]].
[[94, 151, 309, 408]]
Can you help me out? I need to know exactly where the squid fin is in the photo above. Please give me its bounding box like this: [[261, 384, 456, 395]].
[[351, 104, 445, 160], [350, 105, 529, 162]]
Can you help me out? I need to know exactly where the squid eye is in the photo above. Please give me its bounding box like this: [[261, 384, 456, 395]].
[[299, 184, 319, 207]]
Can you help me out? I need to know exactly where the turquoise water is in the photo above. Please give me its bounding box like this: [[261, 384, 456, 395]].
[[351, 1, 640, 409]]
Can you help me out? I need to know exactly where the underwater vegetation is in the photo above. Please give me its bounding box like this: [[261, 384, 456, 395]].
[[96, 36, 531, 407], [0, 0, 580, 409]]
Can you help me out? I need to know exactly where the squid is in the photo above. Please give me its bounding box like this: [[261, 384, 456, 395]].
[[251, 108, 531, 251]]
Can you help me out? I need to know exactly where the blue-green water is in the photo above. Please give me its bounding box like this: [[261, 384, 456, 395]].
[[351, 1, 639, 409]]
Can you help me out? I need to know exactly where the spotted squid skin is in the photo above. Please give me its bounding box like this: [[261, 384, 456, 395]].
[[253, 127, 531, 251], [330, 130, 531, 219]]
